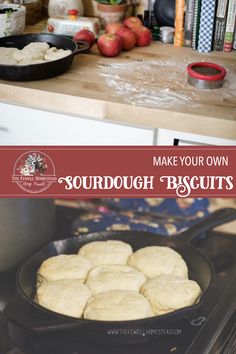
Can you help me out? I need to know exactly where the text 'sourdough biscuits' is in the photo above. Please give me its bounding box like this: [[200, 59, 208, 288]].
[[78, 240, 133, 267], [86, 265, 146, 295], [84, 290, 154, 321], [37, 254, 92, 285], [141, 274, 201, 315], [36, 280, 91, 318], [128, 246, 188, 278]]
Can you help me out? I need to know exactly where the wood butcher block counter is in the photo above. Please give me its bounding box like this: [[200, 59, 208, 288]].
[[0, 20, 236, 142]]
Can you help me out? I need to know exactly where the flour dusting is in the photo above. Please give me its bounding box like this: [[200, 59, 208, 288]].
[[98, 59, 236, 111]]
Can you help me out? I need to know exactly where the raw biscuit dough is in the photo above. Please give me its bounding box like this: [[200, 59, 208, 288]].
[[128, 246, 188, 278], [0, 42, 72, 65], [141, 274, 201, 315], [23, 42, 50, 52], [36, 279, 91, 318], [18, 59, 45, 65], [23, 42, 50, 54], [78, 240, 133, 267], [84, 289, 154, 321], [0, 56, 17, 65], [86, 264, 146, 295], [0, 47, 17, 65], [44, 49, 72, 61], [37, 254, 92, 285], [0, 47, 18, 57], [13, 50, 32, 63]]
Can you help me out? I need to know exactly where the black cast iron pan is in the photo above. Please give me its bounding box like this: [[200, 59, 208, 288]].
[[0, 33, 89, 81], [4, 208, 236, 351]]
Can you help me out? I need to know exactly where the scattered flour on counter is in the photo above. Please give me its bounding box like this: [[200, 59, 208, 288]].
[[98, 59, 236, 111]]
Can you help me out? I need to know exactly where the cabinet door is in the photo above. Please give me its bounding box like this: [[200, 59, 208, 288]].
[[156, 128, 236, 146], [0, 103, 155, 145]]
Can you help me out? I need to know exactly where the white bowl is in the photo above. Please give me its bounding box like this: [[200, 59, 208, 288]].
[[0, 4, 26, 38]]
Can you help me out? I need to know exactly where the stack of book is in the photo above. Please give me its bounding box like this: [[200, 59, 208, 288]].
[[174, 0, 236, 52]]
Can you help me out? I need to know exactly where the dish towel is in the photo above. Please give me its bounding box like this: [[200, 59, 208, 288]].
[[72, 198, 210, 237], [198, 0, 217, 52]]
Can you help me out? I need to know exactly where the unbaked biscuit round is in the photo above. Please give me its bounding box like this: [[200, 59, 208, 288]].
[[23, 42, 50, 53], [128, 246, 188, 278], [141, 274, 201, 315], [13, 50, 32, 63], [36, 279, 91, 318], [86, 264, 146, 295], [78, 240, 133, 267], [37, 254, 92, 285], [44, 49, 72, 61], [0, 57, 17, 65], [84, 289, 154, 321], [0, 47, 18, 57]]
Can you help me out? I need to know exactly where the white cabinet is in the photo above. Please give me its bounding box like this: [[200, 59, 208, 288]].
[[0, 103, 234, 146], [0, 103, 155, 145], [156, 128, 236, 146]]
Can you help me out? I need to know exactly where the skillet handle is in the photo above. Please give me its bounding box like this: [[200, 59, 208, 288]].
[[74, 40, 90, 55], [180, 208, 236, 244]]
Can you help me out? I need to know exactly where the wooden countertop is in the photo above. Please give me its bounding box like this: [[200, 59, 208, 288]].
[[0, 20, 236, 140]]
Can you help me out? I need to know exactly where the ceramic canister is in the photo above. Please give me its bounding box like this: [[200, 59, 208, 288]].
[[0, 4, 25, 38], [48, 0, 84, 17]]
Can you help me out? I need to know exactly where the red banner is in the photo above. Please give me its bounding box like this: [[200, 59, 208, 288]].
[[0, 146, 235, 198]]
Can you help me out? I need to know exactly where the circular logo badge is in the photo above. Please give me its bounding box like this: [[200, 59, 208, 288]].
[[12, 151, 57, 193]]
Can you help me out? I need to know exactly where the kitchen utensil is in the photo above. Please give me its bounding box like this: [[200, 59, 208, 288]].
[[153, 0, 175, 27], [159, 26, 174, 43], [4, 208, 236, 350], [0, 33, 89, 81], [187, 62, 227, 89], [0, 4, 25, 38], [0, 199, 55, 272]]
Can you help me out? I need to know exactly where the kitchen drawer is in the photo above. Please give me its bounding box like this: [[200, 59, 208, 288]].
[[155, 128, 236, 146], [0, 103, 155, 145]]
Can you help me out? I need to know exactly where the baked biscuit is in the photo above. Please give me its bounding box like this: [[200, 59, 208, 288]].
[[84, 289, 154, 321], [36, 279, 91, 318], [86, 264, 146, 295], [37, 254, 92, 285], [78, 240, 133, 267], [128, 246, 188, 278], [141, 274, 201, 315]]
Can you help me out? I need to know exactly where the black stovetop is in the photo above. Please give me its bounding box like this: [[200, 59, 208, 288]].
[[0, 206, 236, 354]]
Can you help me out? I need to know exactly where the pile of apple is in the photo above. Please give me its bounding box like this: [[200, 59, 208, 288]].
[[73, 17, 152, 58]]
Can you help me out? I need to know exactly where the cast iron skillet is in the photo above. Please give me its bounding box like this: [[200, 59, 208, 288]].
[[5, 208, 236, 349], [0, 33, 89, 81]]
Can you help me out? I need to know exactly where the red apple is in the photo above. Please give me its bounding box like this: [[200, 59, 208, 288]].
[[73, 29, 95, 49], [116, 27, 137, 50], [123, 16, 143, 30], [47, 24, 54, 33], [132, 26, 152, 47], [97, 33, 122, 57], [106, 22, 124, 35]]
